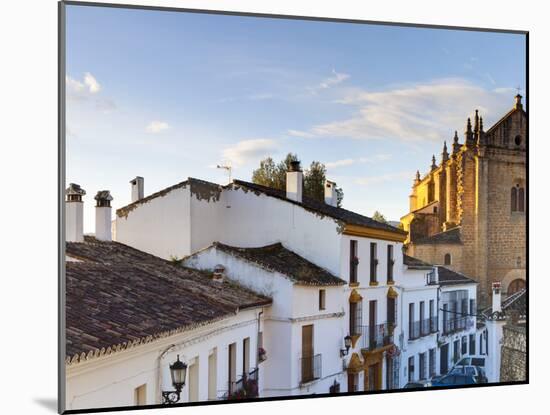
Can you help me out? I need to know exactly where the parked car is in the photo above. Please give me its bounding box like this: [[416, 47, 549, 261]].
[[449, 365, 488, 383], [403, 380, 432, 389], [431, 373, 478, 387]]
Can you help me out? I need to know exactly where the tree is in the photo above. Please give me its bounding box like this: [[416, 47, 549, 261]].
[[251, 153, 344, 206], [372, 210, 387, 224]]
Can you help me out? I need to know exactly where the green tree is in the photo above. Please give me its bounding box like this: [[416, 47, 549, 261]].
[[251, 153, 344, 206], [372, 210, 387, 223]]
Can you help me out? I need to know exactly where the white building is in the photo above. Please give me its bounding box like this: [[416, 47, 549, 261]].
[[64, 187, 272, 411]]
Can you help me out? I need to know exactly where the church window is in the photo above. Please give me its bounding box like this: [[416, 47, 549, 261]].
[[515, 135, 522, 146], [511, 184, 525, 213], [444, 253, 452, 265]]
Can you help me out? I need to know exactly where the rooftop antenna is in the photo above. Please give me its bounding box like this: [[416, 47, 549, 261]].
[[217, 164, 232, 183]]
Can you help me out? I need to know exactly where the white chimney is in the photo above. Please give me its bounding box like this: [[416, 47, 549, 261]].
[[66, 183, 86, 242], [492, 281, 502, 313], [286, 161, 303, 203], [130, 176, 144, 202], [94, 190, 113, 241], [324, 180, 337, 207]]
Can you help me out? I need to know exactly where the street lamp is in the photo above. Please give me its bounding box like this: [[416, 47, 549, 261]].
[[340, 335, 352, 357], [162, 355, 188, 404]]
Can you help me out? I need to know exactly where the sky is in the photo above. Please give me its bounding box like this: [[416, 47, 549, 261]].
[[65, 5, 526, 232]]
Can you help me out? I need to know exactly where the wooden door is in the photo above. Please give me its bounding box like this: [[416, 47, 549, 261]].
[[302, 325, 314, 381]]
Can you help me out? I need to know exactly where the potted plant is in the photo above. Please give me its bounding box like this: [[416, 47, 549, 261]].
[[258, 347, 267, 362]]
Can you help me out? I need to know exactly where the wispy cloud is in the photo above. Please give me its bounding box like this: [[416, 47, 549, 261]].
[[308, 69, 350, 94], [66, 72, 116, 112], [292, 78, 518, 142], [146, 121, 170, 134], [355, 171, 414, 186], [325, 154, 391, 169], [221, 138, 278, 167]]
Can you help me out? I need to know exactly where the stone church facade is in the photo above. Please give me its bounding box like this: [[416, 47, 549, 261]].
[[401, 95, 527, 306]]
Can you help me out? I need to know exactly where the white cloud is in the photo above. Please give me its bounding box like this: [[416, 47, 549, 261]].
[[221, 139, 277, 166], [287, 129, 315, 138], [84, 72, 101, 94], [299, 78, 519, 142], [355, 171, 414, 186], [325, 154, 391, 169], [146, 121, 170, 134], [308, 69, 350, 94]]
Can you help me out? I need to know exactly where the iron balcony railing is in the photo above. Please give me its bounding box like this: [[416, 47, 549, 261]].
[[300, 354, 322, 384], [442, 317, 471, 335], [228, 368, 259, 397], [409, 318, 437, 341], [361, 323, 394, 350], [430, 316, 439, 333]]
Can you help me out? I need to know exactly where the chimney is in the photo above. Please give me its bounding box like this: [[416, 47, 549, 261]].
[[130, 176, 144, 202], [66, 183, 86, 242], [212, 264, 225, 282], [286, 160, 303, 203], [94, 190, 113, 241], [492, 281, 502, 313], [324, 180, 338, 207]]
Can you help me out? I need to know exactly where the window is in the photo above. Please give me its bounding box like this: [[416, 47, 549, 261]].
[[444, 253, 452, 265], [419, 352, 426, 380], [429, 299, 436, 332], [387, 245, 394, 283], [515, 135, 522, 146], [243, 337, 250, 374], [319, 289, 326, 310], [453, 340, 460, 363], [419, 301, 426, 335], [349, 240, 358, 284], [387, 297, 396, 326], [348, 373, 358, 392], [442, 303, 448, 334], [461, 336, 467, 355], [134, 384, 147, 406], [408, 303, 415, 339], [511, 184, 525, 212], [370, 243, 378, 284], [469, 334, 475, 355], [479, 334, 484, 355], [408, 356, 415, 382], [429, 349, 436, 378], [349, 300, 363, 336], [469, 299, 475, 316], [228, 342, 237, 392]]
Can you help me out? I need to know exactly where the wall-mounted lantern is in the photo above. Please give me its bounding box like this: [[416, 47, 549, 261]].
[[340, 335, 352, 357], [162, 355, 188, 404]]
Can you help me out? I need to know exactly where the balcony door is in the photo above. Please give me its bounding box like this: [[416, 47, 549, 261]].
[[440, 343, 449, 374], [369, 300, 377, 348], [302, 325, 314, 381]]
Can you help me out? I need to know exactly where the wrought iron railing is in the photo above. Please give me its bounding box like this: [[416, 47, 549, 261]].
[[409, 318, 436, 341], [300, 354, 322, 384], [361, 323, 394, 350], [442, 317, 469, 335], [228, 368, 259, 398], [430, 316, 438, 333]]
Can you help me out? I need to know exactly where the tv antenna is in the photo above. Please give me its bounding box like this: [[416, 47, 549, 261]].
[[217, 164, 232, 183]]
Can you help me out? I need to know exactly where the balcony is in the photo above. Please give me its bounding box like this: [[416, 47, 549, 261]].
[[300, 354, 322, 384], [442, 317, 472, 335], [227, 368, 259, 399], [408, 318, 437, 341], [361, 323, 394, 351]]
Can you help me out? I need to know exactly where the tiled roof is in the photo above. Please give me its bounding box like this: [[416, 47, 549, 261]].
[[483, 288, 526, 318], [436, 266, 477, 286], [403, 254, 432, 269], [65, 236, 271, 364], [413, 227, 462, 245], [232, 179, 406, 235], [212, 242, 345, 286]]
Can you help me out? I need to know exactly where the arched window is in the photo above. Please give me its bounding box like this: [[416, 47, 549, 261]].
[[511, 184, 525, 212], [515, 135, 522, 146], [508, 279, 525, 294], [444, 253, 452, 265]]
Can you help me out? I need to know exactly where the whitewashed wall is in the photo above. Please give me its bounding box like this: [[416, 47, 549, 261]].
[[115, 186, 191, 260], [66, 309, 263, 410]]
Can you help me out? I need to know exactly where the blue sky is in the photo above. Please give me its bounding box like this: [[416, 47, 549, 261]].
[[65, 5, 526, 232]]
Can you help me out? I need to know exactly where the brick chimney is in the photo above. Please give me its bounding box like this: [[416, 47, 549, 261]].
[[66, 183, 86, 242], [94, 190, 113, 241], [324, 180, 337, 207], [492, 281, 502, 313], [130, 176, 144, 202], [286, 161, 303, 203]]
